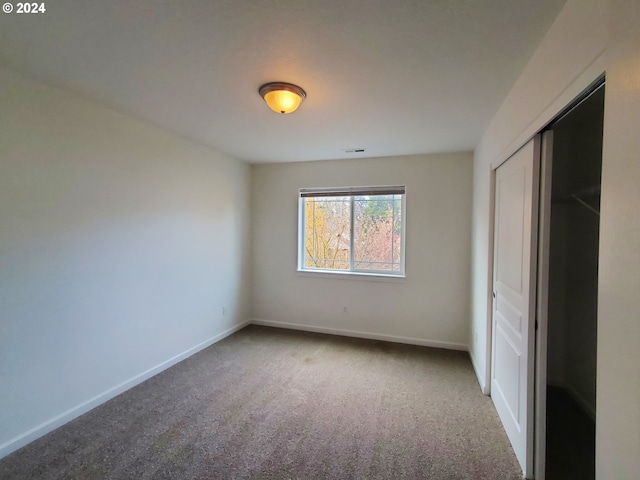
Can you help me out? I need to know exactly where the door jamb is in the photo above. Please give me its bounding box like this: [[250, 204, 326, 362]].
[[534, 130, 554, 480], [483, 167, 496, 396]]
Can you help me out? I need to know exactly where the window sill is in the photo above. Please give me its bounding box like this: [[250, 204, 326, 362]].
[[296, 269, 406, 283]]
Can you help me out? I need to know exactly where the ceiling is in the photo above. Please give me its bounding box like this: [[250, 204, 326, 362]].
[[0, 0, 566, 163]]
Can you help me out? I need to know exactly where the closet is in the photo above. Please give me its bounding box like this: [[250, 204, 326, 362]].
[[543, 83, 604, 480]]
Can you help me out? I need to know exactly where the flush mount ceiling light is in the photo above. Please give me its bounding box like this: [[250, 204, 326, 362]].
[[259, 82, 306, 114]]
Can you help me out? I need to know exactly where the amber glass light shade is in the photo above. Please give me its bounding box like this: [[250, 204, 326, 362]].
[[259, 82, 306, 114]]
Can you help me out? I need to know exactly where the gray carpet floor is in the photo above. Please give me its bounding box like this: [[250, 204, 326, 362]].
[[0, 325, 522, 479]]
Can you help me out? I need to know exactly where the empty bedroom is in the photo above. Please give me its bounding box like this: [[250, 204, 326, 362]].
[[1, 1, 639, 479]]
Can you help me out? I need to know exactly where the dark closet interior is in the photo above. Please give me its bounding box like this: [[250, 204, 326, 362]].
[[545, 84, 604, 480]]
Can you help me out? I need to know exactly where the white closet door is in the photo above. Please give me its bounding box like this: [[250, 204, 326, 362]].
[[491, 136, 540, 479]]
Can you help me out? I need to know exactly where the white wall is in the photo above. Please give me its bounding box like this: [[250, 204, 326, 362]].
[[596, 0, 640, 476], [251, 154, 472, 349], [471, 0, 640, 476], [0, 67, 251, 457]]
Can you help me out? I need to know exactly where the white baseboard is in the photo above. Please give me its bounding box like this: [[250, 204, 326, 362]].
[[469, 352, 489, 395], [0, 320, 250, 460], [250, 318, 468, 351]]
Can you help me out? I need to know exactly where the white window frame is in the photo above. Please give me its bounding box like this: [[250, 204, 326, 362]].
[[297, 185, 406, 278]]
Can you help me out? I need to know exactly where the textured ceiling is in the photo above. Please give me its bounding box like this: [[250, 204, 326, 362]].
[[0, 0, 566, 163]]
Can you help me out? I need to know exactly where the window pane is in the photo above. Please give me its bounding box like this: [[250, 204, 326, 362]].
[[353, 194, 402, 272], [299, 188, 404, 276], [304, 196, 351, 270]]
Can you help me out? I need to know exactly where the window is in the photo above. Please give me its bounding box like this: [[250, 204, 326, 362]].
[[298, 186, 405, 276]]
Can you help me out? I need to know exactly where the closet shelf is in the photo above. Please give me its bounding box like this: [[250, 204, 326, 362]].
[[552, 185, 600, 216], [552, 185, 600, 202]]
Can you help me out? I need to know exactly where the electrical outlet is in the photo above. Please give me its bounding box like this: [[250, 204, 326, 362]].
[[222, 307, 227, 316], [343, 306, 348, 314]]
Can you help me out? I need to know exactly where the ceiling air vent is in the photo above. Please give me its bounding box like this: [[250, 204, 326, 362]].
[[343, 148, 366, 153]]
